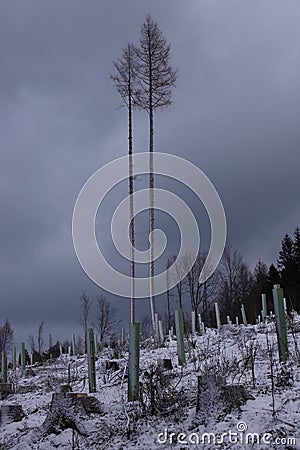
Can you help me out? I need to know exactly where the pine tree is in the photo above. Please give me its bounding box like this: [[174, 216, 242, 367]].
[[267, 263, 281, 287], [292, 226, 300, 310], [134, 15, 177, 329], [277, 233, 296, 309], [277, 234, 294, 273], [249, 259, 268, 319], [253, 259, 268, 290], [266, 263, 281, 311], [293, 227, 300, 281]]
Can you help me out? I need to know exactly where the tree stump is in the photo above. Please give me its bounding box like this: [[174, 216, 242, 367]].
[[157, 358, 173, 370], [106, 360, 119, 371], [24, 367, 36, 377], [0, 382, 12, 400], [0, 405, 25, 425], [196, 375, 254, 424], [42, 385, 103, 435]]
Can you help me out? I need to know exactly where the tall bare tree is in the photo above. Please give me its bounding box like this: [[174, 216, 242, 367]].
[[169, 254, 186, 309], [134, 15, 177, 329], [48, 333, 53, 351], [140, 314, 152, 339], [94, 295, 120, 344], [218, 245, 252, 318], [78, 291, 92, 353], [165, 257, 172, 330], [0, 319, 13, 354], [111, 43, 138, 323], [28, 334, 35, 354], [37, 321, 44, 354], [183, 253, 219, 324]]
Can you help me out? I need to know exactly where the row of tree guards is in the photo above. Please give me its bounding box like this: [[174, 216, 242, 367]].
[[0, 285, 289, 400], [214, 285, 288, 361], [127, 284, 289, 400], [71, 286, 290, 395]]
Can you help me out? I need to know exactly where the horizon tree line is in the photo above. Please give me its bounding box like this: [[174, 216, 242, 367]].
[[1, 225, 299, 361]]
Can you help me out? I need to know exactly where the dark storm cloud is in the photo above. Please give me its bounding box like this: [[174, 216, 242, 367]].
[[0, 0, 300, 343]]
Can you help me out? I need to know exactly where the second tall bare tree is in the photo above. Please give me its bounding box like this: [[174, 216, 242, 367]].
[[134, 15, 177, 330], [111, 43, 138, 323]]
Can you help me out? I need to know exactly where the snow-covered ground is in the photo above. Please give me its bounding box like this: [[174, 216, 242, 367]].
[[0, 315, 299, 449]]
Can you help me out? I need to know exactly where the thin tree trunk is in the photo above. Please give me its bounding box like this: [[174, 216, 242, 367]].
[[128, 80, 135, 323], [166, 259, 171, 330], [149, 107, 156, 330], [166, 286, 171, 331], [178, 281, 182, 310], [149, 51, 156, 330]]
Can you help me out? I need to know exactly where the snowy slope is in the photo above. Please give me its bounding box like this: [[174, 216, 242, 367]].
[[0, 315, 299, 449]]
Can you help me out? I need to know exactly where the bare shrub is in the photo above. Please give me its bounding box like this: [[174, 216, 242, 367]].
[[139, 364, 186, 416]]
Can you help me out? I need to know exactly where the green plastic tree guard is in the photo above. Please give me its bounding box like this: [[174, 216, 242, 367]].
[[198, 313, 202, 332], [94, 333, 99, 354], [87, 328, 96, 393], [261, 293, 267, 320], [72, 333, 76, 356], [13, 345, 17, 370], [21, 342, 26, 372], [155, 312, 159, 342], [214, 303, 221, 329], [241, 304, 247, 326], [272, 284, 288, 363], [128, 322, 140, 401], [283, 297, 287, 315], [1, 351, 7, 383], [191, 311, 196, 335], [158, 320, 164, 342], [175, 309, 186, 365], [121, 327, 125, 346]]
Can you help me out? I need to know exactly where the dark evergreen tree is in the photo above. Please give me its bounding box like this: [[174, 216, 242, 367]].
[[293, 227, 300, 280], [277, 234, 294, 274], [267, 263, 281, 287], [248, 259, 268, 320], [292, 227, 300, 310], [253, 259, 268, 291], [47, 341, 60, 360], [265, 263, 280, 312], [277, 233, 296, 309]]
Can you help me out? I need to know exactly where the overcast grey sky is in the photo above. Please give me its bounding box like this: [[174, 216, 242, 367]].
[[1, 0, 300, 345]]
